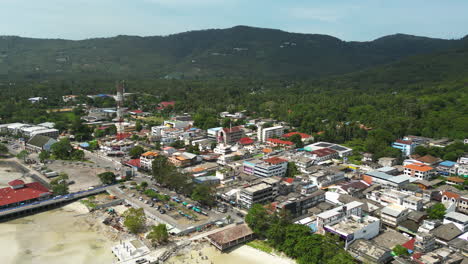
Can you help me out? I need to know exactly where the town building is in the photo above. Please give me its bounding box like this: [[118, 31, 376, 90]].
[[443, 211, 468, 232], [217, 126, 244, 145], [168, 152, 197, 167], [362, 171, 411, 188], [392, 139, 416, 156], [139, 151, 159, 171], [276, 187, 325, 217], [266, 138, 295, 148], [305, 142, 353, 157], [403, 163, 436, 180], [257, 125, 284, 142], [25, 135, 57, 153], [430, 223, 463, 245], [243, 157, 288, 178], [0, 180, 52, 209], [239, 183, 273, 209], [324, 214, 380, 246], [348, 239, 393, 264], [111, 239, 151, 262], [316, 201, 364, 233], [414, 233, 436, 253], [307, 167, 346, 188], [283, 132, 312, 142], [380, 204, 409, 227], [207, 224, 254, 251], [311, 148, 339, 163]]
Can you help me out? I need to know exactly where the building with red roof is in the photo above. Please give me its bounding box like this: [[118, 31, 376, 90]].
[[0, 180, 51, 209], [311, 148, 339, 162], [239, 137, 254, 145], [217, 126, 244, 145], [264, 157, 288, 165], [283, 132, 312, 140], [124, 158, 141, 168], [243, 157, 288, 178], [266, 138, 294, 148], [156, 101, 175, 110]]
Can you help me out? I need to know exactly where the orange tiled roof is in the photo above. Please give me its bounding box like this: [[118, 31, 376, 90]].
[[404, 163, 434, 172], [442, 191, 460, 200], [141, 151, 158, 157]]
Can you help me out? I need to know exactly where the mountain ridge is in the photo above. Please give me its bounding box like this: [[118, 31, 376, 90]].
[[0, 26, 466, 80]]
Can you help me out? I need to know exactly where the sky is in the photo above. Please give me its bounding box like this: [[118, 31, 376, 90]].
[[1, 0, 467, 41]]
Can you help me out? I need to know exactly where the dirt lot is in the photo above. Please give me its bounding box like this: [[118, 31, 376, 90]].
[[46, 160, 117, 192], [0, 160, 34, 188]]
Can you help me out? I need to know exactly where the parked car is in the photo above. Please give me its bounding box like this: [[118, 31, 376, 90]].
[[159, 209, 166, 214]]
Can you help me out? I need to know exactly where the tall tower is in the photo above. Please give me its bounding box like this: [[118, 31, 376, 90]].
[[116, 81, 125, 139]]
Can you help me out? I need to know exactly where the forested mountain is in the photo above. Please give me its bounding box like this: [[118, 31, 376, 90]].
[[0, 26, 465, 80]]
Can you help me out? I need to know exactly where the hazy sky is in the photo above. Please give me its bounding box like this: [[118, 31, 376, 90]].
[[1, 0, 467, 41]]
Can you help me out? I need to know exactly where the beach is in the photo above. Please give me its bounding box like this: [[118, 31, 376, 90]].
[[167, 243, 295, 264], [0, 202, 117, 264]]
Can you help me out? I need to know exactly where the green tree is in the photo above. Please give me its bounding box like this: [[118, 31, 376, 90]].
[[0, 143, 8, 154], [140, 181, 148, 190], [51, 183, 69, 195], [393, 244, 409, 256], [38, 150, 50, 162], [426, 203, 446, 220], [286, 162, 299, 178], [123, 208, 146, 234], [129, 146, 145, 159], [147, 224, 169, 245], [288, 134, 304, 148], [170, 140, 185, 149], [191, 184, 215, 206], [245, 204, 271, 235], [50, 138, 73, 159], [98, 172, 116, 185], [16, 150, 29, 161], [135, 120, 143, 132], [154, 141, 161, 150]]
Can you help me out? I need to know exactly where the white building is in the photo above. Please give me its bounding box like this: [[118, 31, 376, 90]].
[[443, 211, 468, 232], [140, 151, 159, 171], [239, 177, 281, 208], [257, 125, 284, 142], [111, 239, 151, 262], [380, 204, 409, 227], [325, 215, 380, 246], [243, 157, 288, 178], [316, 201, 364, 233]]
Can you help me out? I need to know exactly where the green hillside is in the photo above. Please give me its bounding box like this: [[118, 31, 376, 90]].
[[0, 26, 465, 80]]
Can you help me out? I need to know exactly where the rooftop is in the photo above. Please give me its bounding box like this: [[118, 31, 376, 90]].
[[263, 157, 288, 165], [381, 204, 407, 217], [244, 183, 272, 193], [266, 138, 294, 146], [445, 211, 468, 223], [207, 224, 253, 245], [311, 148, 337, 157], [431, 223, 462, 241], [0, 181, 51, 207], [283, 132, 311, 139], [327, 215, 379, 235], [404, 163, 434, 172], [439, 160, 456, 167]]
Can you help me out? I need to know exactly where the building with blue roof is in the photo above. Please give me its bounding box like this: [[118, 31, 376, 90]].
[[437, 160, 458, 176]]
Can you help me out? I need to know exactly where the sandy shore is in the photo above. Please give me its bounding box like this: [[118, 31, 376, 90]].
[[0, 202, 120, 264], [167, 242, 295, 264]]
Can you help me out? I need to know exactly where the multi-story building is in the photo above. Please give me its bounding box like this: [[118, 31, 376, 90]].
[[404, 163, 436, 180], [266, 138, 295, 149], [140, 151, 159, 171], [168, 152, 197, 167], [443, 211, 468, 232], [257, 125, 284, 142], [243, 157, 288, 178], [217, 126, 244, 145], [308, 168, 346, 188], [239, 178, 280, 209], [277, 187, 325, 218], [324, 214, 380, 245], [311, 148, 339, 163], [380, 204, 409, 227], [402, 196, 424, 211], [414, 233, 436, 253], [304, 142, 353, 157], [362, 171, 411, 188], [392, 139, 416, 156], [316, 201, 364, 233], [457, 196, 468, 214], [437, 161, 458, 176]]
